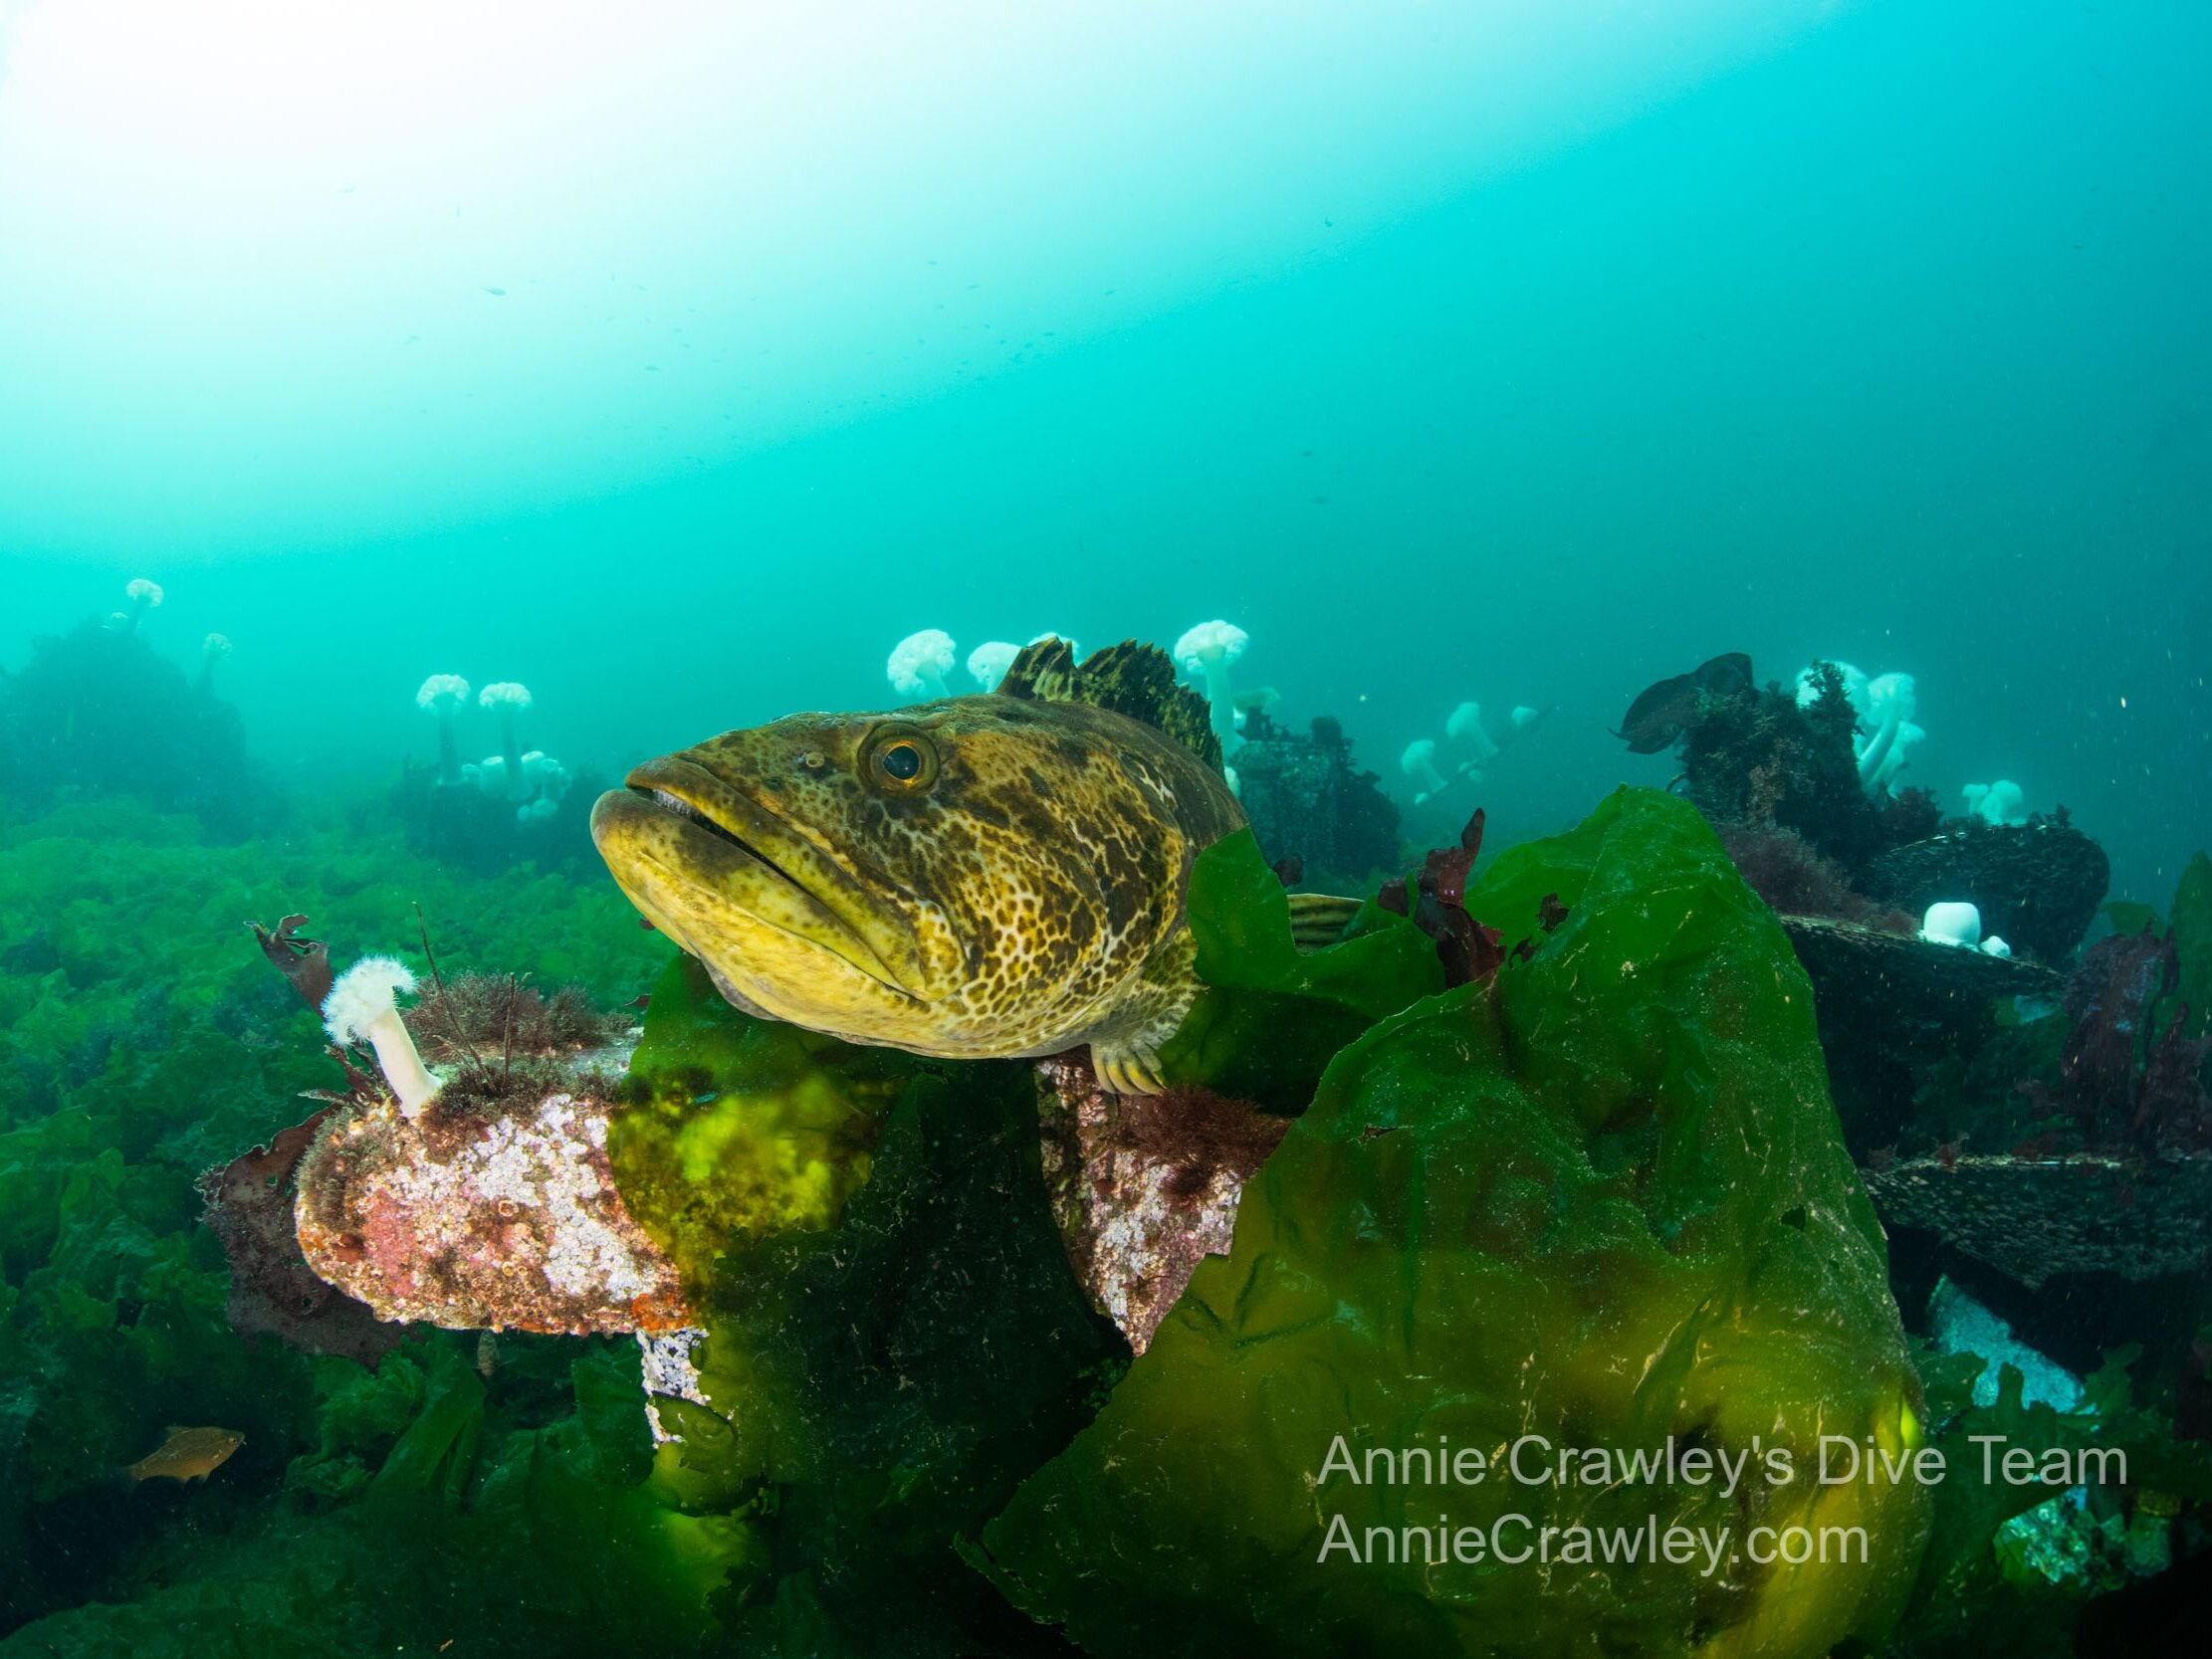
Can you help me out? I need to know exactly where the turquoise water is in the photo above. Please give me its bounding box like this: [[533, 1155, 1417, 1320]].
[[4, 0, 2204, 896], [4, 4, 2212, 1652]]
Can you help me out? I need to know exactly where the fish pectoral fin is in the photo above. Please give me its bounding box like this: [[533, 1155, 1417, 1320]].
[[1092, 1039, 1167, 1096], [1287, 892, 1365, 950], [1092, 928, 1202, 1094]]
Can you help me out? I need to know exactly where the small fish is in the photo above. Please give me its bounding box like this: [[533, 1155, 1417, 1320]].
[[1613, 653, 1753, 754], [591, 641, 1262, 1094], [127, 1425, 244, 1485]]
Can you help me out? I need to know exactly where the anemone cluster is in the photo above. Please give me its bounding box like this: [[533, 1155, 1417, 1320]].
[[879, 621, 1551, 839], [1399, 697, 1546, 806], [413, 674, 572, 824], [116, 575, 163, 633], [885, 627, 1082, 700], [884, 620, 1274, 789], [1794, 659, 1924, 798]]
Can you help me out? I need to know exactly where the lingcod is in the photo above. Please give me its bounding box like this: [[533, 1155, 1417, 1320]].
[[590, 639, 1253, 1094]]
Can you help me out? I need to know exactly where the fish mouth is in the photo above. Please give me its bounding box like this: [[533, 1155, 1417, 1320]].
[[606, 756, 922, 998], [637, 784, 808, 886]]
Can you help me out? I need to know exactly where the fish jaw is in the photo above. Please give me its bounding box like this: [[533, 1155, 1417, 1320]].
[[589, 766, 941, 1043]]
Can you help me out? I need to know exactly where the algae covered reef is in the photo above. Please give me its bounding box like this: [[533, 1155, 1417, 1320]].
[[2, 613, 2209, 1656]]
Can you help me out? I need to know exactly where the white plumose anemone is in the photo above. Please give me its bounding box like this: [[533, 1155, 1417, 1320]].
[[1231, 685, 1280, 734], [1444, 700, 1500, 764], [1173, 620, 1249, 755], [197, 634, 233, 693], [888, 630, 957, 701], [1854, 673, 1919, 794], [1401, 738, 1447, 804], [1964, 780, 2030, 827], [479, 682, 535, 800], [417, 675, 472, 783], [967, 641, 1021, 692], [122, 577, 164, 633], [1918, 902, 1984, 950], [1796, 660, 1870, 713], [1798, 660, 1924, 797], [522, 750, 571, 800], [324, 957, 440, 1118], [416, 673, 471, 712]]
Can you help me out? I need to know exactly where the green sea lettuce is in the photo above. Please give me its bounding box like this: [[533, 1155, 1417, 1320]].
[[607, 952, 922, 1290], [1158, 826, 1441, 1110], [1889, 1343, 2212, 1658], [977, 788, 1931, 1658], [608, 954, 1128, 1656]]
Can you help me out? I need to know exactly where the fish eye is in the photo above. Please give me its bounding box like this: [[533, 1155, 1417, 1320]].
[[864, 727, 938, 791]]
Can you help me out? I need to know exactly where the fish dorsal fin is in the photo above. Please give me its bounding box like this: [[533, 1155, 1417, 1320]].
[[998, 637, 1223, 772]]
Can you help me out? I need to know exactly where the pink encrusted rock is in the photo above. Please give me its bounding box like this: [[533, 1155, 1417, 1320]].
[[296, 1089, 689, 1337], [1035, 1058, 1289, 1353]]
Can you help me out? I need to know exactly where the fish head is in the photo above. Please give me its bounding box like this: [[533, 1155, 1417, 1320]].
[[591, 696, 1232, 1055], [1615, 654, 1754, 754]]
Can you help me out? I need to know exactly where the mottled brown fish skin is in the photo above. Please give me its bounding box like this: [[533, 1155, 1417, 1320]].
[[127, 1425, 245, 1484], [1615, 652, 1754, 753], [590, 695, 1244, 1093]]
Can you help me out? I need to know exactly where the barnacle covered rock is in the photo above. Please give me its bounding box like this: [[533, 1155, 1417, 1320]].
[[1864, 819, 2111, 964], [1781, 914, 2061, 1048], [295, 1089, 688, 1336], [1035, 1057, 1288, 1353], [196, 1106, 409, 1363], [1866, 1152, 2212, 1290]]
